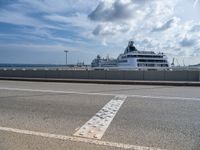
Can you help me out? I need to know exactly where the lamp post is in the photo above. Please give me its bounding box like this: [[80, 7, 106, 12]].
[[64, 50, 69, 66]]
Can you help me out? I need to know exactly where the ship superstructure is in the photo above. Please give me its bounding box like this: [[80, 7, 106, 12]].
[[91, 41, 169, 70]]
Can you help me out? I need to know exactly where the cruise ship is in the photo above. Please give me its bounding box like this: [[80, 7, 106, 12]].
[[91, 41, 169, 70]]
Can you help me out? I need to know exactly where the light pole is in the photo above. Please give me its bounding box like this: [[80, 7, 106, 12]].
[[64, 50, 69, 66]]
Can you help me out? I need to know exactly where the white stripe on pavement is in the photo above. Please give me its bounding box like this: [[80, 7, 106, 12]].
[[0, 87, 200, 101], [0, 126, 166, 150], [74, 95, 127, 139]]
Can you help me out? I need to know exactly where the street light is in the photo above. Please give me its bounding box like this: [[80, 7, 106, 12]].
[[64, 50, 69, 66]]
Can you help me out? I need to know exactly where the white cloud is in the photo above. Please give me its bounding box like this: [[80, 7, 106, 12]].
[[0, 0, 99, 31], [190, 24, 200, 32], [15, 0, 99, 13], [89, 0, 138, 22], [193, 0, 199, 8], [88, 0, 200, 63], [0, 9, 67, 31], [44, 14, 93, 30], [152, 18, 178, 32], [0, 0, 200, 65], [0, 10, 42, 28], [0, 43, 70, 52], [89, 0, 176, 37], [180, 35, 198, 47], [0, 1, 99, 48], [93, 23, 129, 35]]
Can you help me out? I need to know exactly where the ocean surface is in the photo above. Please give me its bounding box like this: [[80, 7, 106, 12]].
[[0, 64, 66, 68]]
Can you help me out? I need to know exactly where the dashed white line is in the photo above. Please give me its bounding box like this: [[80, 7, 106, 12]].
[[0, 126, 166, 150], [0, 87, 199, 101], [74, 95, 127, 139]]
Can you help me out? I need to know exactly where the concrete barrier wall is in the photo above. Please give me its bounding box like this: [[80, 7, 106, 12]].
[[0, 70, 11, 77], [165, 71, 188, 81], [144, 71, 165, 81], [72, 70, 89, 79], [188, 71, 199, 81], [45, 70, 60, 78], [0, 69, 199, 81], [106, 71, 124, 80], [24, 70, 46, 78], [199, 72, 200, 81], [59, 70, 74, 79], [88, 70, 106, 79], [124, 71, 144, 80]]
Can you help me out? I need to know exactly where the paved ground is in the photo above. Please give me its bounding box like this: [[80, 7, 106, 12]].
[[0, 80, 200, 150]]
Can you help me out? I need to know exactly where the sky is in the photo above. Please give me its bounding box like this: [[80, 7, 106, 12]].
[[0, 0, 200, 65]]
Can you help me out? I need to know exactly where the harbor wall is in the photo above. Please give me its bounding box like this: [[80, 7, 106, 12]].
[[0, 69, 199, 81]]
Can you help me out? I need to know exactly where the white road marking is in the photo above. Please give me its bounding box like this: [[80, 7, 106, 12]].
[[0, 126, 166, 150], [0, 87, 200, 101], [74, 95, 127, 139]]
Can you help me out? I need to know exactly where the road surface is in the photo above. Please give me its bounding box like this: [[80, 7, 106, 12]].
[[0, 80, 200, 150]]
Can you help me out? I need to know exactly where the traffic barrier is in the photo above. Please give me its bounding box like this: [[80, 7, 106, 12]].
[[124, 71, 143, 80], [0, 69, 199, 82], [199, 71, 200, 81], [45, 70, 60, 78], [144, 71, 165, 81], [88, 70, 106, 79], [72, 70, 89, 79], [105, 71, 124, 80], [165, 71, 188, 81], [187, 71, 199, 81], [59, 70, 74, 79], [23, 70, 46, 78]]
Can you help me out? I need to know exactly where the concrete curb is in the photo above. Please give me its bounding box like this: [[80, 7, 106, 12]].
[[0, 77, 200, 86]]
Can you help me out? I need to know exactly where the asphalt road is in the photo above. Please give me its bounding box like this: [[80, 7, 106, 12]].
[[0, 80, 200, 150]]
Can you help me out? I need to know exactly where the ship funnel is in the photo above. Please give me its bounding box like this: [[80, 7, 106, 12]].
[[124, 41, 137, 53], [128, 41, 134, 47]]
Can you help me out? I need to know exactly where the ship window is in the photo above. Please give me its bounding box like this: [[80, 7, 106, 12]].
[[127, 55, 136, 58], [137, 55, 163, 58], [161, 64, 169, 67], [147, 64, 155, 67], [137, 59, 167, 63]]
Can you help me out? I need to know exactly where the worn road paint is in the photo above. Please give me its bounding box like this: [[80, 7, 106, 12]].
[[0, 87, 199, 101], [74, 95, 127, 139], [0, 126, 166, 150]]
